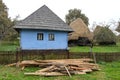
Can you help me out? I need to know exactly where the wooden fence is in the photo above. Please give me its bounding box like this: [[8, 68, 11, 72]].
[[0, 50, 120, 64], [0, 51, 16, 64]]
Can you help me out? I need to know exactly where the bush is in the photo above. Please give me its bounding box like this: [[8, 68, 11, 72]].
[[0, 40, 19, 46], [93, 26, 116, 45]]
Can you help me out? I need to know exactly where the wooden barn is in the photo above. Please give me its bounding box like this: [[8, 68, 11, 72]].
[[68, 18, 92, 46], [14, 5, 72, 50]]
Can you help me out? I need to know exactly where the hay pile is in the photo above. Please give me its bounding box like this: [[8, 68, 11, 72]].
[[69, 18, 93, 40]]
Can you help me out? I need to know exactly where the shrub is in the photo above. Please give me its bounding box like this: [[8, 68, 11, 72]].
[[93, 26, 116, 45]]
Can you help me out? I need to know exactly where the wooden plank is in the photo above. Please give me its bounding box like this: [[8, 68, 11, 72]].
[[6, 63, 16, 67], [36, 65, 55, 72], [82, 69, 92, 73], [64, 66, 72, 77], [24, 72, 66, 76], [74, 71, 86, 74]]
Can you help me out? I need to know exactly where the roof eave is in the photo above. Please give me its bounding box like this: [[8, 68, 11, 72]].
[[14, 27, 73, 32]]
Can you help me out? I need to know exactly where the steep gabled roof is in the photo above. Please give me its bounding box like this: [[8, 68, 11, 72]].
[[14, 5, 72, 32], [69, 18, 93, 40]]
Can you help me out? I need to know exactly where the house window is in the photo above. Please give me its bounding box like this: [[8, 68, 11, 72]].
[[49, 33, 54, 41], [37, 33, 43, 40]]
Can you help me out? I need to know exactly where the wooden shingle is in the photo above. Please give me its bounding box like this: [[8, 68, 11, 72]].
[[14, 5, 72, 32]]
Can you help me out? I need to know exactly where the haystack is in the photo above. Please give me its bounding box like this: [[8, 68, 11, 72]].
[[68, 18, 92, 40], [93, 26, 103, 35]]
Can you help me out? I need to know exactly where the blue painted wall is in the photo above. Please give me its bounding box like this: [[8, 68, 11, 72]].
[[20, 29, 68, 50]]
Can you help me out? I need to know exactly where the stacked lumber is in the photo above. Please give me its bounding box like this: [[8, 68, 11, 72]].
[[7, 58, 100, 76]]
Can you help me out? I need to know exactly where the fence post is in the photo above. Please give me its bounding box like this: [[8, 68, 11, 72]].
[[66, 50, 70, 59], [16, 50, 18, 62], [16, 48, 20, 62], [41, 51, 45, 60], [104, 53, 107, 62], [92, 53, 97, 64], [21, 50, 23, 61]]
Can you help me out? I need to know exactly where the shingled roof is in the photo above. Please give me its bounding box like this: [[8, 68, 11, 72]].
[[14, 5, 72, 32]]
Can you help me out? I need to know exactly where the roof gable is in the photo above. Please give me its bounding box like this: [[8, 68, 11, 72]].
[[14, 5, 72, 32]]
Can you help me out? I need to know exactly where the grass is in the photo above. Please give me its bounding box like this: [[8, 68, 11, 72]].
[[0, 45, 18, 51], [0, 41, 120, 52], [0, 41, 18, 51], [0, 61, 120, 80], [70, 43, 120, 52]]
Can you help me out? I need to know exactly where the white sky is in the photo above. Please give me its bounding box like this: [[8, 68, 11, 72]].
[[3, 0, 120, 31]]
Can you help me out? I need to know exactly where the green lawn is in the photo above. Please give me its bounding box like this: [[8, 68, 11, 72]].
[[70, 43, 120, 52], [0, 61, 120, 80], [1, 44, 120, 52], [0, 41, 18, 51], [0, 45, 18, 51], [0, 42, 120, 52]]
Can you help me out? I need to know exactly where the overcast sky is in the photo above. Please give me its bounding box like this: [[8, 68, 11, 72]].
[[3, 0, 120, 30]]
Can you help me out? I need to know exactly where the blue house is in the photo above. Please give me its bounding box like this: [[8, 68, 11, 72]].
[[14, 5, 72, 50]]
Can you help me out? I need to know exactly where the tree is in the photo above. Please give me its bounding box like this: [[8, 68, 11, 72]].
[[116, 34, 120, 42], [93, 26, 116, 45], [116, 22, 120, 32], [0, 0, 17, 41], [65, 8, 89, 26]]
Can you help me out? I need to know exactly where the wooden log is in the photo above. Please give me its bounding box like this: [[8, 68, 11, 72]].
[[16, 59, 99, 72], [74, 71, 86, 74], [82, 69, 92, 73], [20, 60, 41, 65], [6, 63, 16, 67], [21, 66, 25, 70], [36, 65, 55, 72], [19, 59, 94, 68], [70, 66, 88, 70], [24, 72, 66, 76], [7, 58, 94, 68], [77, 63, 99, 70], [64, 66, 72, 77], [35, 58, 93, 65], [7, 58, 100, 77]]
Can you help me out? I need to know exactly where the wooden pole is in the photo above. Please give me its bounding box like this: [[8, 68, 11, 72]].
[[16, 48, 20, 62], [64, 66, 72, 77], [66, 48, 70, 59], [92, 53, 97, 64], [16, 50, 18, 62], [90, 43, 97, 64]]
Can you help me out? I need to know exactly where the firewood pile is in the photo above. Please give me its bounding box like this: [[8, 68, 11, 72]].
[[7, 58, 100, 77]]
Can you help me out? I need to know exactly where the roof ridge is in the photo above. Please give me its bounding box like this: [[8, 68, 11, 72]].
[[21, 5, 47, 23], [14, 5, 73, 32]]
